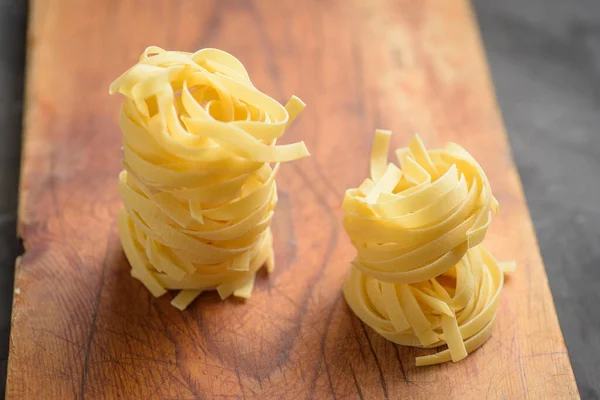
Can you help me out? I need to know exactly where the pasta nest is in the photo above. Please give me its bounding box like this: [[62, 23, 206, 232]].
[[110, 47, 309, 310], [342, 130, 514, 365]]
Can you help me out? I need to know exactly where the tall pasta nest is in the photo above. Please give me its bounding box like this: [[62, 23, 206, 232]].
[[110, 47, 309, 310]]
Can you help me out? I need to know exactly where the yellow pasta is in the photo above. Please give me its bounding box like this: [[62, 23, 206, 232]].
[[110, 47, 309, 310], [342, 130, 514, 365]]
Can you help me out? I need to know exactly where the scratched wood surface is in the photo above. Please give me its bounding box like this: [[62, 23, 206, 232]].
[[7, 0, 578, 398]]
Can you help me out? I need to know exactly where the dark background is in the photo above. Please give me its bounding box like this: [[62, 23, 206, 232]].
[[0, 0, 598, 398]]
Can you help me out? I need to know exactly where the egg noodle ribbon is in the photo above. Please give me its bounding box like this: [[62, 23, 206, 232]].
[[111, 47, 309, 310], [343, 130, 514, 365]]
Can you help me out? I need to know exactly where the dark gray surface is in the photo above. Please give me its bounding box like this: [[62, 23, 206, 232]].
[[474, 1, 600, 398], [0, 0, 27, 397], [0, 0, 598, 398]]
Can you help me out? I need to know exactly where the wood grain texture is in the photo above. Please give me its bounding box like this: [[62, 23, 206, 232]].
[[7, 0, 578, 398]]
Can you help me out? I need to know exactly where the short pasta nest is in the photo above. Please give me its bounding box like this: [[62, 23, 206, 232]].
[[342, 130, 514, 366], [110, 47, 309, 310]]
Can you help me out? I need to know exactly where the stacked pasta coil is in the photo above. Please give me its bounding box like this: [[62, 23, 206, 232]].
[[110, 47, 309, 310], [342, 130, 514, 366]]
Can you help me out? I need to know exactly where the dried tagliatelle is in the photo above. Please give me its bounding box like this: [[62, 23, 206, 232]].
[[110, 47, 309, 310], [342, 130, 514, 366]]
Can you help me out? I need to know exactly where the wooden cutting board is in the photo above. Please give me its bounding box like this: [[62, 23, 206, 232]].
[[7, 0, 578, 398]]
